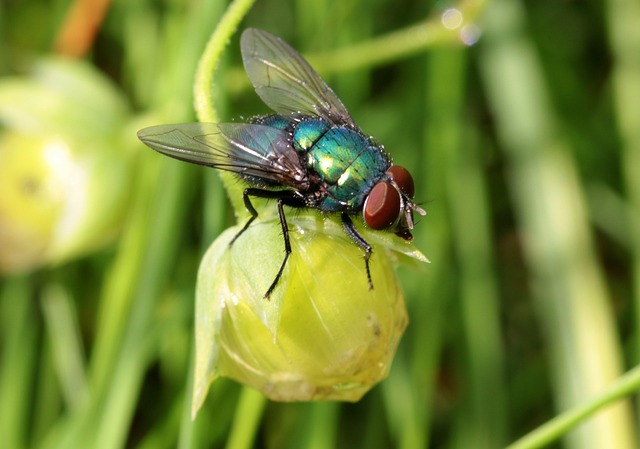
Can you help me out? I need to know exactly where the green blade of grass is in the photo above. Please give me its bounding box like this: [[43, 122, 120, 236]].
[[40, 284, 87, 409], [605, 0, 640, 416], [0, 277, 37, 449], [432, 44, 507, 447], [479, 0, 635, 447]]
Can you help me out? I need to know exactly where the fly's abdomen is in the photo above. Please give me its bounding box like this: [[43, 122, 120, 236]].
[[303, 126, 390, 211]]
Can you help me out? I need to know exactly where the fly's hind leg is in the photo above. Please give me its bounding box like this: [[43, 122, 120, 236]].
[[229, 188, 262, 247], [341, 213, 374, 290]]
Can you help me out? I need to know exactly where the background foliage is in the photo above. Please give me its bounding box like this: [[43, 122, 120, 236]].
[[1, 0, 640, 448]]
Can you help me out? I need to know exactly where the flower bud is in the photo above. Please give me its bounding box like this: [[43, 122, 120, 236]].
[[0, 58, 132, 273], [192, 213, 427, 414]]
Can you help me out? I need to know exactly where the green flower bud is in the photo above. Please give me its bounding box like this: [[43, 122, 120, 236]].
[[0, 58, 132, 273], [193, 213, 427, 414]]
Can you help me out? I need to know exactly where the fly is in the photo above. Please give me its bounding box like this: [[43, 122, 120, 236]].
[[138, 28, 426, 298]]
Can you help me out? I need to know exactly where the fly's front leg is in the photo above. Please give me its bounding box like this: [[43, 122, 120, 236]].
[[341, 213, 374, 290]]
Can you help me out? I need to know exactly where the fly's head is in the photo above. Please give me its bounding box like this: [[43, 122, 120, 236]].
[[362, 165, 426, 241]]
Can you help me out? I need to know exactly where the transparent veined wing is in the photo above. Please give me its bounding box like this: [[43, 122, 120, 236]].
[[241, 28, 357, 128], [137, 123, 309, 188]]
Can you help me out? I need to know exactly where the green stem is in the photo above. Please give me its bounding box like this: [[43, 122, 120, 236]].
[[507, 365, 640, 449], [193, 0, 256, 123], [306, 402, 339, 449], [223, 1, 488, 96], [225, 388, 266, 449], [192, 0, 257, 217], [307, 1, 485, 74]]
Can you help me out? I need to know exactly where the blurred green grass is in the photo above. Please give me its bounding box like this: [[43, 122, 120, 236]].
[[2, 0, 640, 448]]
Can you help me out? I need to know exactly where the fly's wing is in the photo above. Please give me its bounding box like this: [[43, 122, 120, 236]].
[[241, 28, 357, 128], [137, 123, 308, 187]]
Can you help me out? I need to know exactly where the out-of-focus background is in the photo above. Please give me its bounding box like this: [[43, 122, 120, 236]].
[[2, 0, 639, 448]]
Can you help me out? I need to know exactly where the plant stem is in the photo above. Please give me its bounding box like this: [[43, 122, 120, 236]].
[[193, 0, 256, 124], [507, 365, 640, 449], [225, 388, 266, 449], [192, 0, 257, 216]]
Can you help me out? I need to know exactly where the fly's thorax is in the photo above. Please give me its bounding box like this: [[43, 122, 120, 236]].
[[249, 114, 297, 130], [292, 118, 332, 153], [298, 126, 390, 212]]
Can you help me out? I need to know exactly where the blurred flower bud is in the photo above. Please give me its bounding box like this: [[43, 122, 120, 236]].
[[192, 214, 428, 414], [0, 58, 133, 273]]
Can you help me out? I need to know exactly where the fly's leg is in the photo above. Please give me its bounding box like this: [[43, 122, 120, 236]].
[[230, 188, 295, 246], [264, 198, 291, 299], [229, 188, 260, 247], [341, 213, 374, 290], [229, 188, 303, 298]]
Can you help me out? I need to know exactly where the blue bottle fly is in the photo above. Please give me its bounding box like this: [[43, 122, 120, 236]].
[[138, 28, 426, 298]]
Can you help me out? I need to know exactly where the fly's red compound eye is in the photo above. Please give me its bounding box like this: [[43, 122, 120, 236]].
[[364, 182, 402, 230], [386, 165, 415, 199]]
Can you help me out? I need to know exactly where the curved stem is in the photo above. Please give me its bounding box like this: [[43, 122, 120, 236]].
[[507, 365, 640, 449], [193, 0, 257, 216], [193, 0, 256, 123]]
